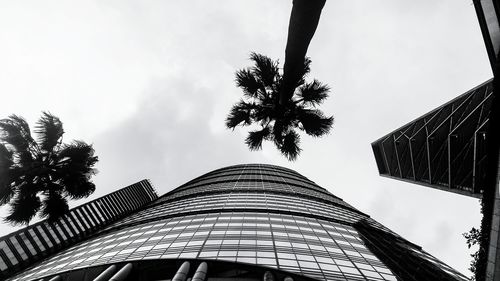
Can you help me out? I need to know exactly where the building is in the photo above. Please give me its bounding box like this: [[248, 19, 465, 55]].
[[473, 1, 500, 280], [7, 164, 467, 281], [473, 0, 500, 72], [372, 2, 500, 279], [371, 79, 494, 198], [370, 79, 498, 280], [0, 179, 158, 280]]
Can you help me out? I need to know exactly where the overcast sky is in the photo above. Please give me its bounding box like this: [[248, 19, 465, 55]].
[[0, 0, 493, 277]]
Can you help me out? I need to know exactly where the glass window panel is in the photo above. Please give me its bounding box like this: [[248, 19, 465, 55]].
[[381, 273, 398, 281], [237, 257, 256, 263], [178, 252, 197, 259], [299, 260, 319, 269], [161, 253, 179, 259], [205, 240, 222, 245], [275, 241, 291, 247], [339, 266, 360, 275], [218, 256, 236, 262], [0, 256, 8, 270], [258, 257, 276, 265], [199, 251, 218, 257], [335, 259, 354, 267], [237, 251, 256, 257], [319, 263, 340, 272], [279, 259, 298, 267], [0, 241, 18, 265], [187, 240, 204, 246], [361, 269, 382, 279], [10, 237, 28, 260], [218, 251, 237, 256]]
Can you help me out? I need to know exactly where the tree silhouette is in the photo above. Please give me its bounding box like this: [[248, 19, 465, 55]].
[[0, 112, 98, 225], [226, 53, 333, 160]]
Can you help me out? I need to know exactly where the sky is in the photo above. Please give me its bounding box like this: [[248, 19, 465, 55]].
[[0, 0, 493, 277]]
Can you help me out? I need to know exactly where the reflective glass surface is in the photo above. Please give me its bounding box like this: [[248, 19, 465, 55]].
[[14, 212, 396, 281], [8, 164, 467, 281], [0, 180, 158, 279]]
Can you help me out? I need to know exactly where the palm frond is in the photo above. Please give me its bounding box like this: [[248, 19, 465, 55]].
[[297, 79, 330, 106], [5, 166, 27, 194], [0, 144, 14, 204], [250, 53, 279, 88], [4, 194, 41, 225], [245, 127, 271, 151], [58, 141, 98, 187], [35, 112, 64, 152], [0, 115, 36, 162], [64, 178, 96, 199], [252, 99, 277, 122], [296, 57, 312, 86], [297, 108, 334, 137], [272, 119, 286, 144], [41, 191, 69, 222], [225, 100, 256, 129], [279, 130, 301, 161], [235, 69, 262, 98], [59, 141, 97, 165]]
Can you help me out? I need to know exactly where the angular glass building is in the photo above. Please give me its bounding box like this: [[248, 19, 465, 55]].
[[371, 79, 494, 198], [8, 164, 467, 281], [0, 179, 157, 280]]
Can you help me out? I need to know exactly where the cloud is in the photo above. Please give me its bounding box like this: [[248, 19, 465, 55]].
[[0, 0, 489, 275], [91, 75, 266, 196]]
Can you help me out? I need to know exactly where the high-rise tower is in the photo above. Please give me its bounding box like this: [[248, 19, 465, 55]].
[[371, 79, 494, 198], [8, 164, 467, 281], [0, 179, 157, 280]]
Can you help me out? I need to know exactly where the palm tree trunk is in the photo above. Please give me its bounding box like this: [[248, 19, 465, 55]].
[[280, 0, 326, 105]]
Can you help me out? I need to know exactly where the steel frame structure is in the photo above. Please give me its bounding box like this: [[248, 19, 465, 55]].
[[372, 80, 494, 198]]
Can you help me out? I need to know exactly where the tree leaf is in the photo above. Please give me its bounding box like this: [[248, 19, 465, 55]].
[[250, 52, 279, 88], [41, 191, 69, 222], [0, 115, 36, 163], [4, 194, 41, 225], [297, 79, 330, 106], [279, 130, 301, 161], [235, 69, 261, 98], [297, 108, 333, 137], [245, 127, 271, 151], [35, 112, 64, 152], [225, 101, 255, 129], [0, 144, 14, 204]]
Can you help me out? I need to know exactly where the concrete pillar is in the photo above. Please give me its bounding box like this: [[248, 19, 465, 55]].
[[109, 263, 133, 281], [191, 262, 208, 281], [93, 265, 117, 281], [486, 156, 500, 280], [172, 261, 190, 281], [485, 52, 500, 281], [263, 271, 275, 281]]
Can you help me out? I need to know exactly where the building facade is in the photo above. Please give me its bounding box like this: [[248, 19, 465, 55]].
[[371, 2, 500, 279], [0, 179, 158, 279], [7, 164, 467, 281], [371, 79, 494, 198], [473, 1, 500, 280]]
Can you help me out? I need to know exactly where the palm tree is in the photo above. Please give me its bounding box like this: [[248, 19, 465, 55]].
[[226, 53, 333, 161], [0, 112, 98, 225], [281, 0, 326, 105]]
